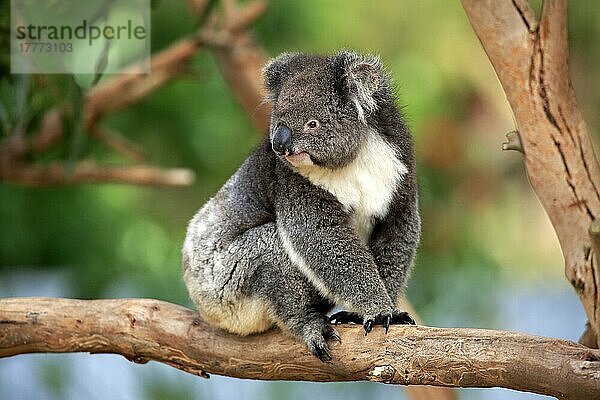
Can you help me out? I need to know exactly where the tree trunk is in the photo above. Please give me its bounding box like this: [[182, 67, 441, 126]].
[[461, 0, 600, 348]]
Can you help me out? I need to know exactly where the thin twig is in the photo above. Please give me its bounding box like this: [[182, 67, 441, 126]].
[[90, 127, 146, 162], [84, 35, 205, 131], [0, 161, 195, 187]]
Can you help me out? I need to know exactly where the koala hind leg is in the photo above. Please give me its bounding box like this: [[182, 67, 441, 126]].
[[248, 269, 339, 361], [241, 224, 339, 361]]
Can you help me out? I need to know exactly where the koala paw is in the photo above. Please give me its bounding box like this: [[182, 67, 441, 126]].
[[303, 319, 341, 362], [362, 312, 393, 335], [329, 311, 362, 325], [390, 310, 416, 326], [329, 310, 392, 335], [368, 310, 416, 334], [330, 310, 415, 335]]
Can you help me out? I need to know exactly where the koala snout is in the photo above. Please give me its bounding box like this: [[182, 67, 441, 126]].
[[272, 124, 294, 155]]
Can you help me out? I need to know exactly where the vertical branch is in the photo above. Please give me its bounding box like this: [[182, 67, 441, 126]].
[[204, 0, 271, 132], [461, 0, 600, 347]]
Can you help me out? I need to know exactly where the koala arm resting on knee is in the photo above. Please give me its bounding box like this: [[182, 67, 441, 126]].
[[274, 171, 395, 330]]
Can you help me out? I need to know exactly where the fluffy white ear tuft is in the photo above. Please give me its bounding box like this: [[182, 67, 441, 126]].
[[337, 52, 384, 124]]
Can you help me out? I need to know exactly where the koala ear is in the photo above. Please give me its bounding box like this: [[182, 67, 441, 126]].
[[263, 52, 301, 100], [335, 51, 385, 122]]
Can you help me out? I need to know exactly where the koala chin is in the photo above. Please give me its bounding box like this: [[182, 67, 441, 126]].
[[183, 51, 421, 362]]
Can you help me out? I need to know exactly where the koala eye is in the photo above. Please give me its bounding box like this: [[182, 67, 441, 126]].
[[304, 119, 320, 131]]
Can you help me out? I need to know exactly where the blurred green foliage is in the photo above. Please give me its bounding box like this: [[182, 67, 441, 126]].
[[0, 2, 599, 394]]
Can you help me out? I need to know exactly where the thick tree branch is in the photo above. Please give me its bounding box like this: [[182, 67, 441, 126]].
[[0, 298, 598, 400], [397, 298, 458, 400], [461, 0, 600, 347]]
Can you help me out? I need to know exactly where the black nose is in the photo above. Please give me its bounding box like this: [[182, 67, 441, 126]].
[[272, 124, 293, 155]]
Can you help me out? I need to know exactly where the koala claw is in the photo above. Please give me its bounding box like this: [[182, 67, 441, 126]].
[[363, 319, 374, 335], [391, 311, 416, 325], [311, 341, 332, 362], [364, 313, 392, 335], [329, 311, 362, 325], [330, 310, 412, 335], [305, 319, 340, 362], [327, 329, 342, 343], [383, 314, 391, 333]]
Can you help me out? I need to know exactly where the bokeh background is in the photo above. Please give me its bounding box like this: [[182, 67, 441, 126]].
[[1, 1, 599, 399]]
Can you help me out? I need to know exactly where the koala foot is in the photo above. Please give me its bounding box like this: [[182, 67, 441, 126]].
[[329, 310, 378, 335], [330, 310, 416, 335], [389, 310, 416, 326], [329, 310, 362, 325], [303, 319, 341, 362]]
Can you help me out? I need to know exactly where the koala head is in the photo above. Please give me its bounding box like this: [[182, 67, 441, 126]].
[[263, 51, 390, 170]]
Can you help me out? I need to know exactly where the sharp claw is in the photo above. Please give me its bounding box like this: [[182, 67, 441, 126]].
[[329, 311, 363, 325], [318, 344, 332, 362], [400, 312, 416, 325], [364, 320, 373, 335], [329, 330, 341, 343], [319, 348, 332, 362], [384, 315, 391, 334], [311, 342, 332, 362]]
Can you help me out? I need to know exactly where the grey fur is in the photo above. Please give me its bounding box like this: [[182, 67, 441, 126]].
[[183, 51, 420, 361]]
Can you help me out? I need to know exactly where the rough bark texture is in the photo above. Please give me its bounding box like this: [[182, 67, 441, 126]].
[[461, 0, 600, 348], [398, 299, 458, 400], [1, 298, 599, 400]]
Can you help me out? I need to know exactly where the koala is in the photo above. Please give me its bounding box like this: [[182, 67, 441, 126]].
[[182, 51, 420, 362]]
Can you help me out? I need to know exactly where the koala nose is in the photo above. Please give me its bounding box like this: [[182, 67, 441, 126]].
[[272, 124, 293, 155]]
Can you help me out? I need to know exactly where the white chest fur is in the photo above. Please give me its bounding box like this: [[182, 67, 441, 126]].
[[296, 130, 407, 243]]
